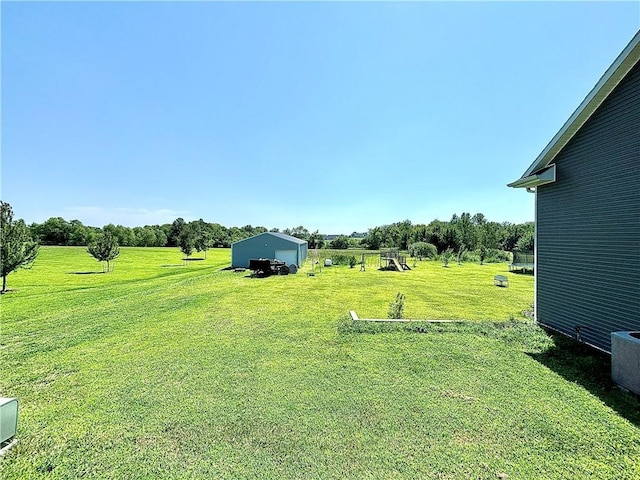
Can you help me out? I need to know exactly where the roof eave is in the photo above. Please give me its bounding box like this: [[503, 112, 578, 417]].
[[508, 164, 556, 189]]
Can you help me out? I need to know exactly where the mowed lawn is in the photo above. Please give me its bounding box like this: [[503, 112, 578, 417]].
[[1, 247, 639, 479]]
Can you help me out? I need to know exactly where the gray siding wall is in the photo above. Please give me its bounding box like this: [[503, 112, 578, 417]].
[[231, 233, 307, 268], [536, 62, 640, 353]]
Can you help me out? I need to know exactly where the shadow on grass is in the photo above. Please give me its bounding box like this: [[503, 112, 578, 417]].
[[339, 317, 640, 425], [527, 332, 640, 426], [67, 271, 105, 275], [509, 269, 534, 276], [161, 264, 184, 268]]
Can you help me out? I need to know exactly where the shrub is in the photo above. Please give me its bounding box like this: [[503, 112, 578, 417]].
[[330, 253, 357, 266], [478, 246, 487, 265], [408, 242, 437, 260], [330, 236, 350, 249], [441, 248, 453, 267], [516, 230, 534, 251], [471, 248, 510, 264], [388, 292, 405, 319], [486, 249, 511, 263]]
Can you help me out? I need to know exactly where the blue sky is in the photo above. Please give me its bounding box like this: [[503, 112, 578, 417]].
[[2, 2, 639, 234]]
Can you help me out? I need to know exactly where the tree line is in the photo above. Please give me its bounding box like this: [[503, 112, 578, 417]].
[[26, 213, 534, 254], [4, 203, 534, 291], [27, 217, 270, 248]]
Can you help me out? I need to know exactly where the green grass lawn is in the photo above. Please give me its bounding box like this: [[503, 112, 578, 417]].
[[2, 247, 639, 479]]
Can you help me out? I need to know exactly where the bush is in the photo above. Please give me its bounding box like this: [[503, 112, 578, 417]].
[[441, 248, 453, 267], [331, 253, 357, 266], [472, 248, 511, 264], [516, 230, 534, 251], [330, 236, 350, 249], [486, 249, 511, 263], [388, 292, 405, 319], [408, 242, 437, 260]]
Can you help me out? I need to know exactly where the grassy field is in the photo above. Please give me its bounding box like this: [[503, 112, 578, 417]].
[[1, 247, 639, 479]]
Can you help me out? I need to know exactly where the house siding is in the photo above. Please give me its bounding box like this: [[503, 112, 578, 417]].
[[536, 61, 640, 353], [231, 233, 308, 268]]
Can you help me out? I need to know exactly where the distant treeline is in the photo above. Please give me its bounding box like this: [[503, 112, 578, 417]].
[[27, 213, 534, 254]]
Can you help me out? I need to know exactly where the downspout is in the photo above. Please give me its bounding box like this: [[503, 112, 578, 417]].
[[525, 187, 537, 322]]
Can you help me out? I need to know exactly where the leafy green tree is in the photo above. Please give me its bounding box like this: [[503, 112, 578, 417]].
[[35, 217, 72, 245], [472, 213, 486, 226], [361, 226, 383, 250], [410, 223, 429, 245], [208, 223, 228, 248], [393, 219, 413, 250], [516, 229, 535, 252], [308, 230, 325, 249], [68, 220, 98, 246], [133, 226, 156, 247], [478, 245, 488, 265], [103, 224, 136, 247], [330, 236, 350, 249], [168, 218, 186, 247], [441, 248, 453, 267], [283, 226, 310, 240], [453, 212, 476, 252], [87, 232, 120, 272], [408, 242, 437, 260], [178, 227, 195, 262], [0, 201, 40, 292]]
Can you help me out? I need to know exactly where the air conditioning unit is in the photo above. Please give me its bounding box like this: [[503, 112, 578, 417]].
[[612, 332, 640, 395], [0, 398, 19, 445]]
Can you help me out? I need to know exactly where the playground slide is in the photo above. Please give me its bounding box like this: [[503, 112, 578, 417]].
[[391, 258, 404, 272]]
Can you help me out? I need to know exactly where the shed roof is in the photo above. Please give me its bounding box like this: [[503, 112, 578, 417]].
[[232, 231, 307, 246], [509, 30, 640, 188]]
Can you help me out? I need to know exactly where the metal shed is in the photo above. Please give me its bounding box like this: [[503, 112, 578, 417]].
[[231, 232, 308, 269], [508, 31, 640, 353]]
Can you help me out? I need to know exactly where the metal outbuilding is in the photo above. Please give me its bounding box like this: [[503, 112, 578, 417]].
[[508, 31, 640, 353], [231, 232, 308, 269]]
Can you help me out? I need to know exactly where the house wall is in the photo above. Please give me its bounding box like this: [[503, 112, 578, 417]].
[[231, 233, 308, 268], [535, 61, 640, 353]]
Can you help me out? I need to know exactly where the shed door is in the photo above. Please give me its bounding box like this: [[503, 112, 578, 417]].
[[275, 250, 297, 266]]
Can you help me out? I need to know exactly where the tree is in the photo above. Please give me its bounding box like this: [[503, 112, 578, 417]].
[[68, 220, 97, 246], [308, 230, 325, 249], [330, 236, 350, 249], [283, 226, 310, 240], [178, 227, 195, 263], [0, 201, 40, 292], [441, 248, 454, 267], [87, 232, 120, 272], [191, 219, 214, 258], [168, 218, 186, 247], [408, 242, 437, 260], [35, 217, 72, 245], [516, 228, 535, 252], [388, 292, 405, 319], [453, 212, 476, 252], [361, 226, 383, 250]]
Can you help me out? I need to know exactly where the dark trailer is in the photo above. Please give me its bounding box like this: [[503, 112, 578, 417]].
[[248, 258, 292, 277]]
